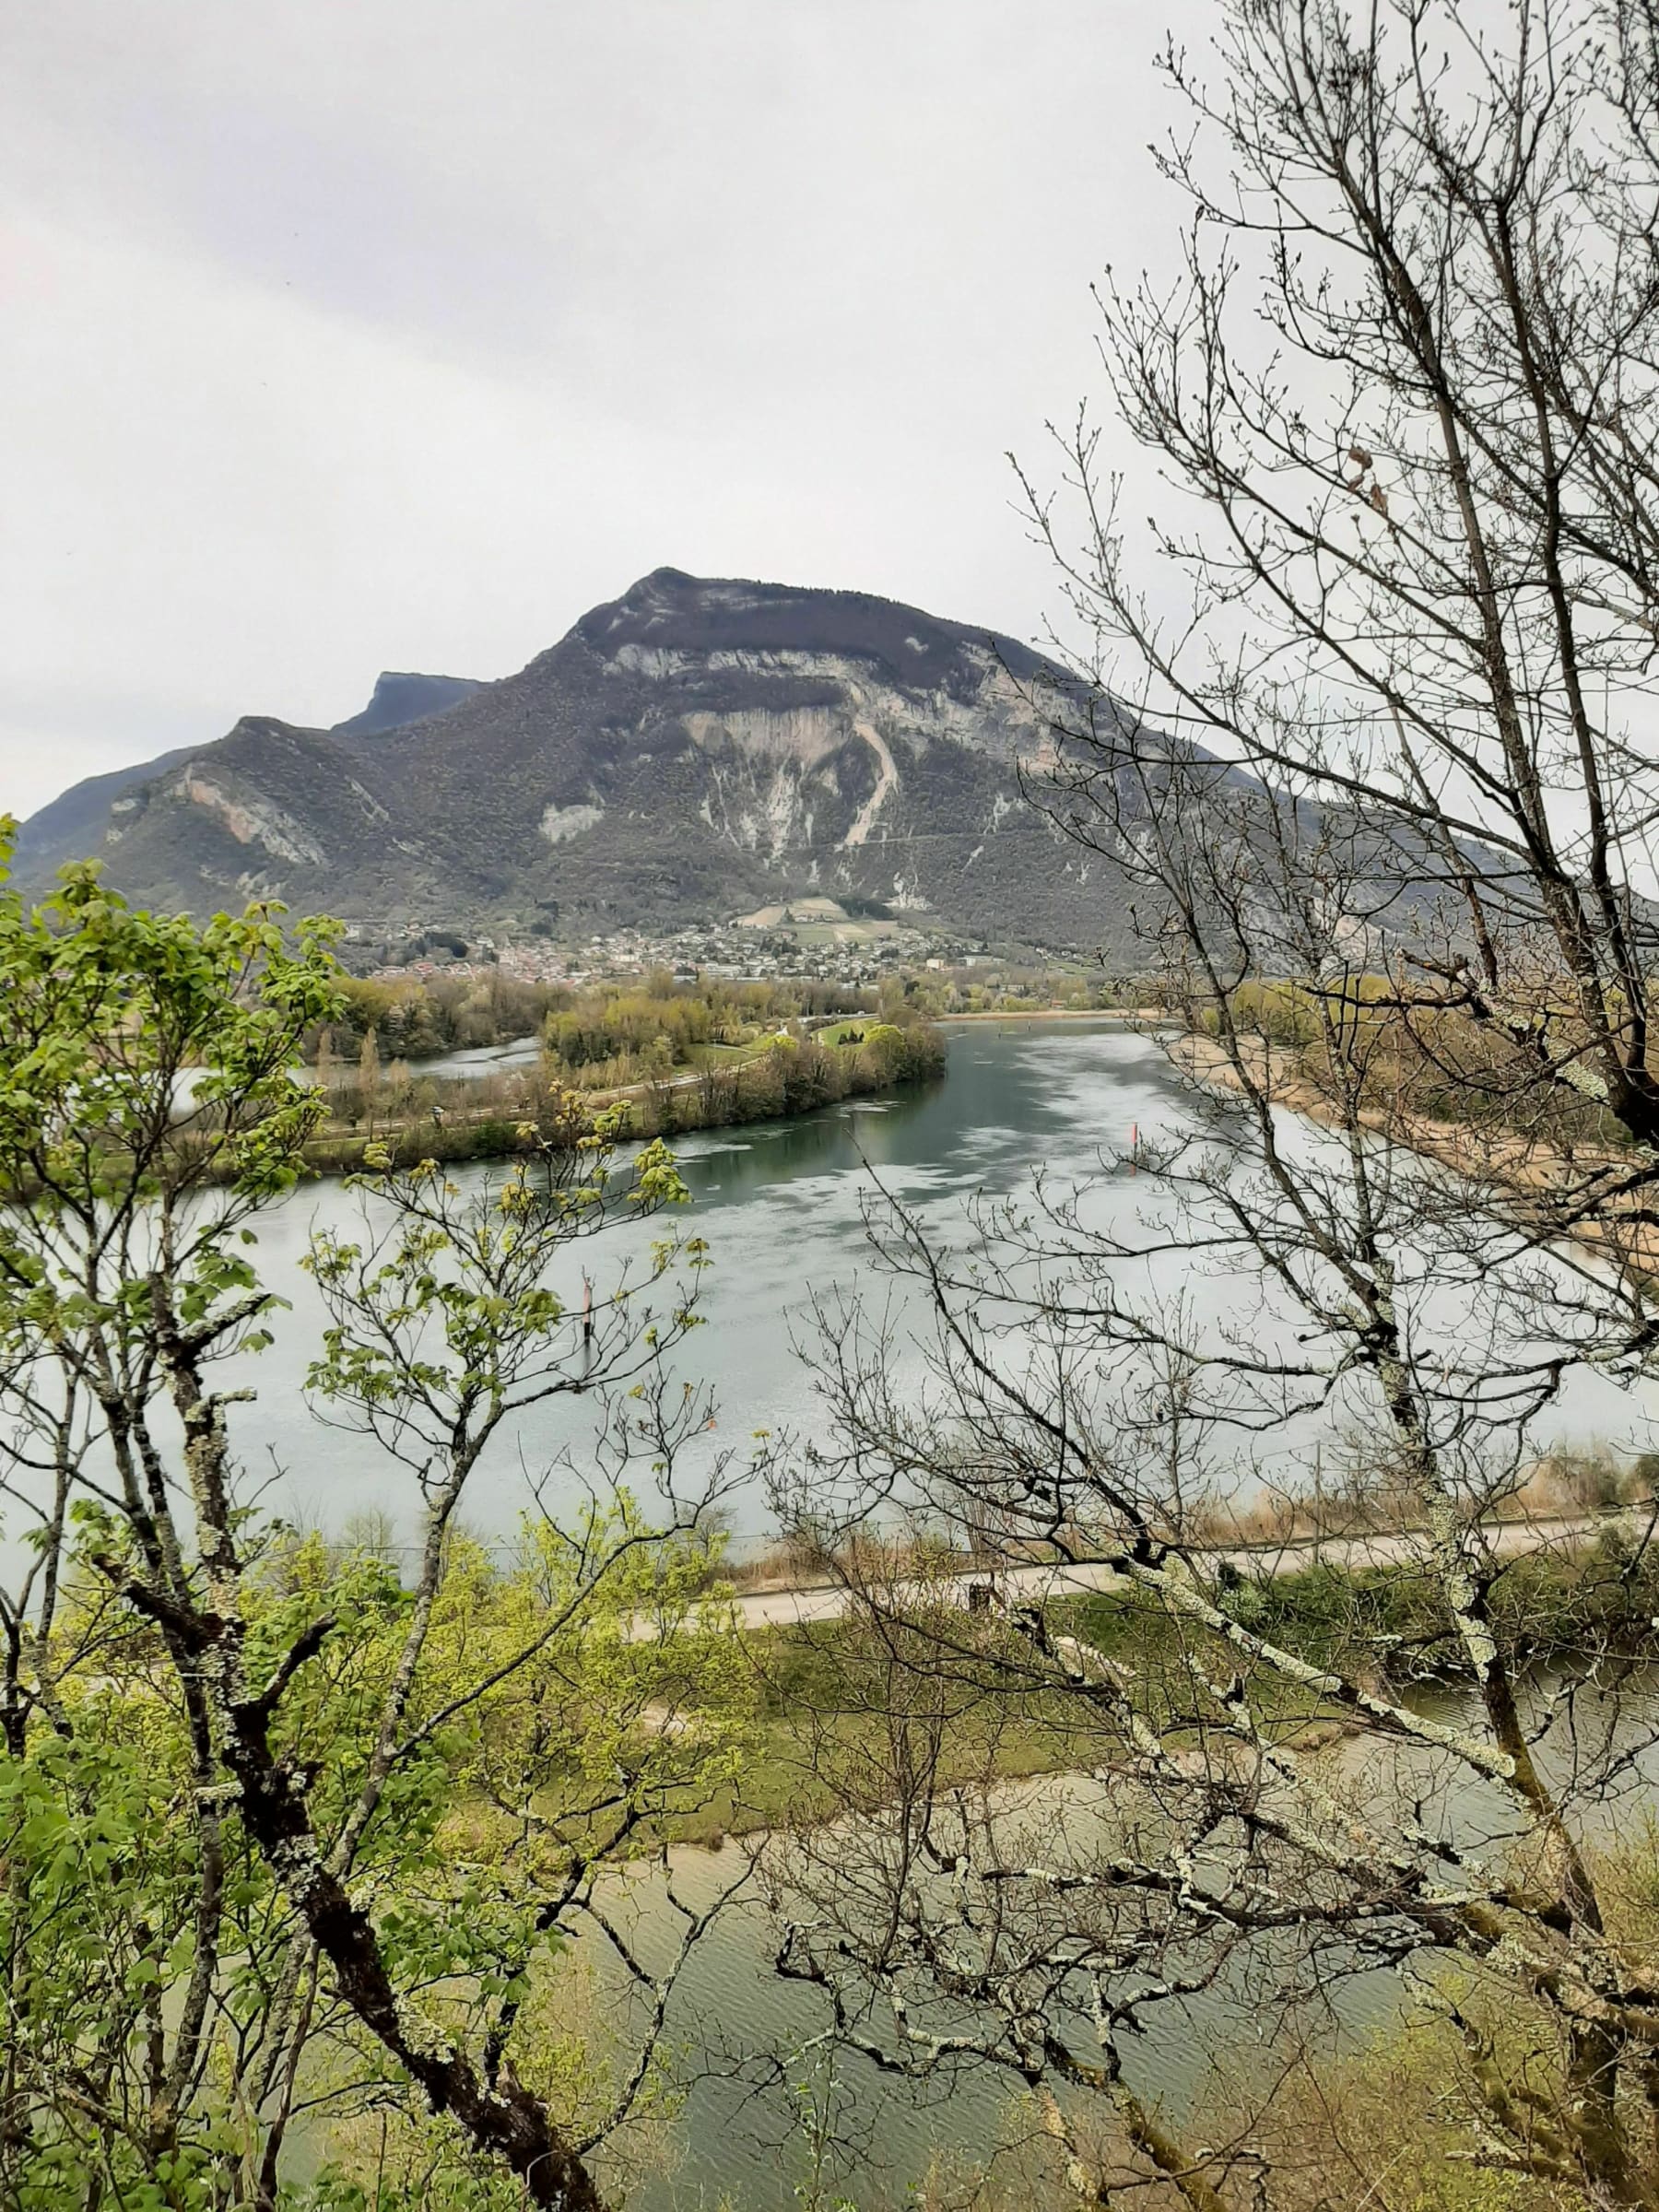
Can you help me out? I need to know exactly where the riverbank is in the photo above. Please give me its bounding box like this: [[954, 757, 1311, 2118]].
[[298, 1018, 947, 1175], [662, 1501, 1659, 1845], [938, 1005, 1167, 1025], [1176, 1029, 1659, 1277], [710, 1496, 1654, 1631]]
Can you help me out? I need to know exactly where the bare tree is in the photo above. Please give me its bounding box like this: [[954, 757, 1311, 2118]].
[[1026, 0, 1659, 1206], [766, 2, 1659, 2204]]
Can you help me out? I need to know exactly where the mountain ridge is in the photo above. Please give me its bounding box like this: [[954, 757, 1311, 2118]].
[[13, 571, 1132, 949], [13, 669, 485, 888]]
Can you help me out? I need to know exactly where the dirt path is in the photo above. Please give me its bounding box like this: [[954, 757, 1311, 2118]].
[[937, 1008, 1168, 1025]]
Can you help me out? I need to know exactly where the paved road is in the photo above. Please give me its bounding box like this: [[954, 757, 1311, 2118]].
[[722, 1507, 1642, 1631]]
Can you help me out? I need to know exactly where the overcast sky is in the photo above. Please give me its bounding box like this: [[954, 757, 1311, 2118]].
[[0, 0, 1194, 822]]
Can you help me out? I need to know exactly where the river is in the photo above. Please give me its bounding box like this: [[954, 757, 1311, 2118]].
[[600, 1785, 1342, 2212], [218, 1018, 1657, 1554], [619, 1663, 1659, 2211], [225, 1020, 1659, 2212], [217, 1019, 1184, 1545]]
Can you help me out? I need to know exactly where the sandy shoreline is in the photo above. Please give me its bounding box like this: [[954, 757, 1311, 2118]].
[[1175, 1030, 1656, 1275]]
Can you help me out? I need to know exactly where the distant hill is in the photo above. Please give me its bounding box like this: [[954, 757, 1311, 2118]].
[[12, 571, 1135, 948]]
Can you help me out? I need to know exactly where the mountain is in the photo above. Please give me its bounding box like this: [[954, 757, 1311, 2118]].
[[12, 570, 1130, 948], [12, 744, 204, 887], [12, 670, 484, 889], [327, 671, 483, 741]]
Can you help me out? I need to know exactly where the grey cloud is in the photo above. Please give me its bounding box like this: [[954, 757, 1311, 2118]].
[[0, 0, 1198, 822]]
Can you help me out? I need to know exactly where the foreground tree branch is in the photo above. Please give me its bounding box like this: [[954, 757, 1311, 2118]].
[[764, 4, 1659, 2201], [0, 844, 748, 2207]]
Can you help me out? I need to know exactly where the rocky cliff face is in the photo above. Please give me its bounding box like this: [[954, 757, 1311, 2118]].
[[12, 670, 481, 889], [14, 570, 1135, 948]]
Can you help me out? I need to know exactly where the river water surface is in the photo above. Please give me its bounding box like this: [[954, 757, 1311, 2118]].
[[233, 1025, 1659, 2206], [224, 1019, 1657, 1551], [225, 1020, 1190, 1543]]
